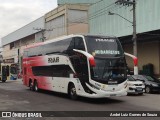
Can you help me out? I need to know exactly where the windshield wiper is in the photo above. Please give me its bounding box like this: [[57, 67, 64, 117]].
[[102, 61, 113, 80]]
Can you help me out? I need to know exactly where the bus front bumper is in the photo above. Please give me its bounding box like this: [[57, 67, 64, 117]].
[[78, 83, 127, 98]]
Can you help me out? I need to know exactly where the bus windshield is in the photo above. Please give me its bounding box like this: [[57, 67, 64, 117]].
[[10, 66, 17, 74], [90, 57, 127, 83], [85, 36, 123, 58], [85, 36, 126, 83]]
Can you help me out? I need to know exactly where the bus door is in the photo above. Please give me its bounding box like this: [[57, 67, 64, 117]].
[[72, 37, 89, 90], [74, 55, 89, 83], [2, 66, 8, 82], [10, 64, 18, 80]]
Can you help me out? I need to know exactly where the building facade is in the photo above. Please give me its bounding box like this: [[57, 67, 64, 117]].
[[1, 4, 89, 72], [44, 4, 89, 40], [57, 0, 100, 5], [57, 0, 160, 76], [88, 0, 160, 75], [2, 0, 160, 76], [1, 17, 45, 67]]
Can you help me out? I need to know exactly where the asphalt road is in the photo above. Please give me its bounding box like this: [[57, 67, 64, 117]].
[[0, 79, 160, 120]]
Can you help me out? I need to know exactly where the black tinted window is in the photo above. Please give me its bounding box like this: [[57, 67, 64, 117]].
[[74, 37, 85, 51], [24, 37, 85, 57], [43, 38, 72, 55], [85, 36, 123, 57], [25, 38, 73, 57], [25, 46, 43, 57], [32, 65, 73, 77]]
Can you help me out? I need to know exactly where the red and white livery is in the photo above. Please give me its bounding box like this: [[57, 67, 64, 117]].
[[23, 34, 128, 99]]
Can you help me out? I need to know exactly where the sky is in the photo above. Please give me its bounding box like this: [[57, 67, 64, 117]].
[[0, 0, 57, 46]]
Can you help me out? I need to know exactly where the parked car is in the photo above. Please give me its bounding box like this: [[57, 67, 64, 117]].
[[129, 75, 160, 93], [127, 76, 145, 95]]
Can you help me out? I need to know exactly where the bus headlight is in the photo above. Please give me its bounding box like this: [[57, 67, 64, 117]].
[[90, 83, 100, 90]]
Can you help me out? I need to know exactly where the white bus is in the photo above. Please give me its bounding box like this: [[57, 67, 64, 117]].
[[23, 34, 128, 99]]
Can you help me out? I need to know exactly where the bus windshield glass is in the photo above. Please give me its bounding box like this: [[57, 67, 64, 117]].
[[85, 36, 126, 83], [90, 58, 127, 83], [10, 66, 17, 74], [85, 36, 123, 58]]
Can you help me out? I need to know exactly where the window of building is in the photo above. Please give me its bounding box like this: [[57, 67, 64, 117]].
[[10, 42, 15, 49]]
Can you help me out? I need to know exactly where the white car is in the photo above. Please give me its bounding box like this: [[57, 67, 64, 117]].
[[127, 76, 145, 95]]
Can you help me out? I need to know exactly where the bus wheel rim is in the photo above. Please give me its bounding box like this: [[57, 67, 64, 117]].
[[71, 88, 76, 96], [35, 85, 37, 91], [35, 82, 38, 91], [30, 82, 33, 90]]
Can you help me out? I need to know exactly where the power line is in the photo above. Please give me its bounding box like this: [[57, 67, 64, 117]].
[[90, 0, 104, 5], [89, 4, 123, 20], [69, 0, 132, 22], [65, 2, 116, 24], [33, 28, 53, 41], [60, 2, 123, 24], [89, 2, 115, 17], [43, 1, 134, 40], [70, 5, 125, 23], [45, 2, 117, 30]]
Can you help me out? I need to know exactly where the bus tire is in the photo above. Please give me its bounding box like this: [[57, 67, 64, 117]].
[[68, 83, 77, 100], [34, 80, 39, 92], [29, 80, 34, 91]]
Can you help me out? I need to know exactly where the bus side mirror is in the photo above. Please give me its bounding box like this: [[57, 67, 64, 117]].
[[73, 49, 96, 67]]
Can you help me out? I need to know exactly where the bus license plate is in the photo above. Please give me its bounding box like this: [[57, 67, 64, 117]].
[[108, 81, 118, 84]]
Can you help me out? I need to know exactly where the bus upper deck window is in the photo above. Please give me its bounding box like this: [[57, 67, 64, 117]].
[[74, 37, 85, 51]]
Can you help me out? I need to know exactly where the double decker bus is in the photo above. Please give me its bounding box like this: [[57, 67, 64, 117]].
[[22, 34, 128, 99]]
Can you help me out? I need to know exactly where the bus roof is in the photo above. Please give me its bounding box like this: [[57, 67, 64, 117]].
[[24, 34, 117, 50]]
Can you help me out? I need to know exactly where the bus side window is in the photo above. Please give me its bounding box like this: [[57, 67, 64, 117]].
[[73, 55, 89, 81], [74, 37, 85, 51], [73, 57, 81, 74], [67, 39, 75, 56]]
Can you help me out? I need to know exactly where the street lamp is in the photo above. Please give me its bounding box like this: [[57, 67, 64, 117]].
[[108, 11, 133, 24], [108, 10, 138, 75], [108, 11, 137, 56]]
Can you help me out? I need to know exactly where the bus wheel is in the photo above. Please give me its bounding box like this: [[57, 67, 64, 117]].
[[29, 80, 34, 91], [34, 80, 39, 92], [69, 84, 77, 100]]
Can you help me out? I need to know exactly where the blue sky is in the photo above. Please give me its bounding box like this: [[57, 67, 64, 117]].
[[0, 0, 57, 46]]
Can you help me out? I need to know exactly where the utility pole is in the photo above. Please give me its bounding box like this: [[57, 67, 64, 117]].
[[132, 0, 137, 57], [115, 0, 137, 57], [114, 0, 138, 75], [33, 28, 53, 42], [132, 0, 138, 75]]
